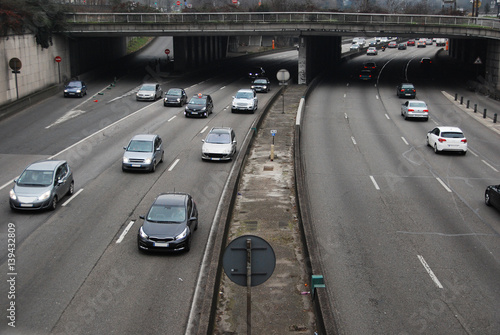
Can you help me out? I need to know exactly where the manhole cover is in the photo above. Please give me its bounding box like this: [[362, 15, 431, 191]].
[[263, 166, 274, 171]]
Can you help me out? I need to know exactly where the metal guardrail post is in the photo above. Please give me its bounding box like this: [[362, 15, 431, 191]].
[[483, 108, 487, 118], [460, 96, 463, 104], [474, 104, 477, 113], [494, 113, 498, 123], [466, 100, 470, 108], [455, 93, 458, 101]]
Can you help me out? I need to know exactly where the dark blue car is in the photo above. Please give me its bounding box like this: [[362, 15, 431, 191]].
[[64, 81, 87, 98]]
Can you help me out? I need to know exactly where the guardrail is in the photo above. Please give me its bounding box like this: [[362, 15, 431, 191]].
[[64, 12, 500, 30]]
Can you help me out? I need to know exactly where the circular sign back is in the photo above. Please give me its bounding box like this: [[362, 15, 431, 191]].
[[276, 69, 290, 82], [222, 235, 276, 287], [9, 58, 22, 71]]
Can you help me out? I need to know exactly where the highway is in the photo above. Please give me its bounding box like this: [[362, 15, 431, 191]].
[[0, 37, 298, 334], [301, 43, 500, 334]]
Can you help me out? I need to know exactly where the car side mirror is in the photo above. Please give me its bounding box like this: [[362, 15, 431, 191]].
[[123, 147, 127, 150], [189, 216, 197, 222], [139, 215, 145, 220], [202, 139, 205, 143]]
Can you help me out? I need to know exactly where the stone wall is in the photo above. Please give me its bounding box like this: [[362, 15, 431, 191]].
[[0, 33, 71, 105]]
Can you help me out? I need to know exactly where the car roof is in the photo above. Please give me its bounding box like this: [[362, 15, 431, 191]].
[[237, 88, 254, 93], [140, 83, 158, 88], [26, 160, 66, 171], [408, 100, 427, 104], [209, 127, 232, 134], [436, 126, 463, 133], [401, 83, 414, 87], [130, 134, 157, 141], [154, 193, 189, 206]]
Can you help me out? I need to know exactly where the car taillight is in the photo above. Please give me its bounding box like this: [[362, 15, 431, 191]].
[[461, 139, 467, 143], [438, 138, 446, 143], [400, 89, 404, 92], [408, 109, 414, 112], [423, 109, 428, 112]]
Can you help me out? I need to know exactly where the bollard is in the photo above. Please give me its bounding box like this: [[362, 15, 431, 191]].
[[474, 104, 477, 113], [494, 113, 498, 123], [454, 93, 458, 101], [460, 96, 463, 104], [467, 100, 470, 108], [483, 108, 487, 118]]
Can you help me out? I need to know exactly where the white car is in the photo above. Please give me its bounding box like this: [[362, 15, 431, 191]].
[[136, 83, 163, 101], [401, 100, 429, 121], [426, 126, 467, 155], [202, 127, 237, 161], [231, 88, 258, 113], [366, 47, 378, 55]]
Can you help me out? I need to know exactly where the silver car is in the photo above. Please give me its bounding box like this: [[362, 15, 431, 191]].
[[201, 127, 237, 161], [9, 160, 74, 211], [231, 89, 258, 113], [136, 83, 163, 101], [122, 134, 164, 172], [401, 100, 429, 121]]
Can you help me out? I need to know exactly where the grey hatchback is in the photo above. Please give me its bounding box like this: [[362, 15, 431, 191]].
[[122, 134, 164, 172], [9, 160, 74, 211]]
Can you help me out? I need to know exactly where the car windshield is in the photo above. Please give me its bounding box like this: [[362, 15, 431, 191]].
[[235, 92, 253, 99], [167, 89, 182, 96], [254, 79, 267, 84], [17, 170, 53, 187], [206, 132, 231, 144], [189, 97, 206, 105], [140, 85, 155, 91], [402, 85, 414, 89], [67, 82, 82, 88], [409, 102, 426, 108], [127, 140, 153, 152], [147, 205, 185, 223], [441, 132, 464, 138]]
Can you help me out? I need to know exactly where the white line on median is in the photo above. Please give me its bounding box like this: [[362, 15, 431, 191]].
[[482, 159, 499, 172], [168, 115, 177, 122], [168, 159, 180, 171], [417, 255, 443, 289], [370, 175, 380, 190], [385, 114, 390, 119], [401, 137, 409, 145], [116, 221, 135, 244], [436, 177, 452, 192], [351, 136, 357, 145], [62, 188, 84, 207]]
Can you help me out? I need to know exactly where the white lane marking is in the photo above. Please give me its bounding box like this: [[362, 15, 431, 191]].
[[401, 137, 409, 145], [432, 119, 439, 125], [344, 93, 347, 98], [62, 188, 84, 207], [385, 114, 390, 119], [351, 136, 357, 145], [376, 95, 379, 99], [0, 179, 16, 192], [468, 149, 478, 157], [417, 255, 443, 289], [116, 221, 135, 244], [344, 113, 348, 119], [200, 126, 208, 134], [370, 175, 380, 190], [220, 86, 226, 90], [46, 110, 86, 129], [168, 115, 176, 122], [482, 159, 499, 172], [168, 159, 180, 171], [436, 177, 452, 192], [48, 102, 157, 160]]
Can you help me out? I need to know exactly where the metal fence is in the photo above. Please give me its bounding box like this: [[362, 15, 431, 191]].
[[64, 12, 500, 30]]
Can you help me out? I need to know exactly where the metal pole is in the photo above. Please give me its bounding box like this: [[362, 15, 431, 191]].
[[58, 62, 61, 84], [282, 87, 285, 114], [246, 238, 252, 335], [483, 108, 487, 118], [14, 71, 19, 100]]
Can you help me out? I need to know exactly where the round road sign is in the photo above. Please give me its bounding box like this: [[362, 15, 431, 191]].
[[276, 69, 290, 82], [176, 0, 180, 5], [165, 49, 170, 55], [54, 56, 62, 63], [9, 58, 22, 71]]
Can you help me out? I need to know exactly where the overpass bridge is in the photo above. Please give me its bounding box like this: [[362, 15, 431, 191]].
[[63, 12, 500, 86]]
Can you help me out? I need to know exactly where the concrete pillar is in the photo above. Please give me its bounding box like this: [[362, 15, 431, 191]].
[[299, 35, 340, 85]]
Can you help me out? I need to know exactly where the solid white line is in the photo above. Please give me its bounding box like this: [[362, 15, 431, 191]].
[[168, 115, 176, 122], [385, 114, 390, 119], [116, 221, 135, 244], [482, 159, 499, 172], [200, 126, 208, 134], [344, 113, 348, 119], [401, 137, 409, 145], [417, 255, 443, 289], [0, 179, 15, 192], [370, 175, 380, 190], [344, 93, 347, 98], [436, 177, 452, 192], [468, 149, 478, 157], [351, 136, 357, 145], [168, 158, 180, 171], [62, 188, 84, 207]]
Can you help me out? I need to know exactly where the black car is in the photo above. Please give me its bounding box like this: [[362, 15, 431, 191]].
[[137, 193, 198, 252], [248, 66, 265, 79], [64, 81, 87, 98], [485, 184, 500, 210], [164, 88, 187, 107], [398, 43, 407, 50], [251, 77, 271, 93], [397, 83, 416, 98], [184, 93, 214, 118]]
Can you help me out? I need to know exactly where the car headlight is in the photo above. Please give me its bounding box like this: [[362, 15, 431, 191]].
[[201, 107, 206, 111], [145, 158, 152, 164], [123, 157, 129, 163], [64, 89, 68, 93], [76, 90, 81, 93], [9, 189, 16, 200], [175, 227, 188, 241], [139, 226, 148, 239], [38, 190, 51, 201]]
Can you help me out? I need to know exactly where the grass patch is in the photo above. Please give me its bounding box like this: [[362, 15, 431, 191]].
[[127, 36, 154, 54]]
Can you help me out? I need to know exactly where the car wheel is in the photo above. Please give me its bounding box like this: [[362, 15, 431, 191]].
[[185, 237, 191, 252], [462, 151, 467, 155], [434, 144, 439, 154], [67, 181, 75, 196], [425, 118, 429, 122], [49, 196, 58, 211], [151, 161, 156, 173], [485, 191, 491, 206], [160, 151, 164, 163], [426, 137, 431, 147]]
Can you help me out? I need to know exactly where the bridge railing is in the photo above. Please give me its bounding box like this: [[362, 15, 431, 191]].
[[64, 12, 500, 30]]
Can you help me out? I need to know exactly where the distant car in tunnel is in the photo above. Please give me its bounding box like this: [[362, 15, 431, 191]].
[[64, 81, 87, 98], [248, 67, 265, 79]]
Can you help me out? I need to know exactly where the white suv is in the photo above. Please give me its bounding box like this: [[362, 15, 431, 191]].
[[231, 89, 258, 113]]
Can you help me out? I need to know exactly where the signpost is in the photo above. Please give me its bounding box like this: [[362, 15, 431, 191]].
[[276, 69, 290, 114], [270, 129, 277, 161], [9, 58, 22, 100], [54, 56, 62, 84], [223, 235, 276, 335]]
